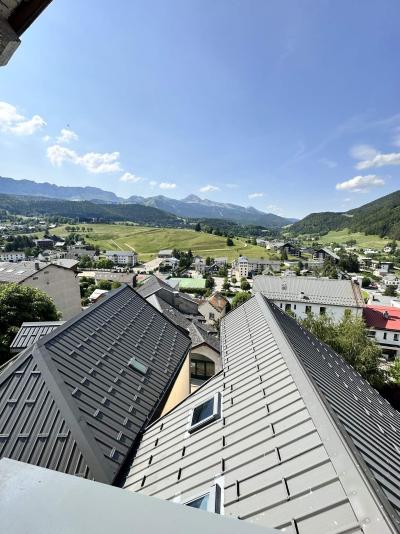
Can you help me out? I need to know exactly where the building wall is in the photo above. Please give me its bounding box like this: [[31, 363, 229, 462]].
[[0, 251, 26, 261], [368, 328, 400, 358], [161, 355, 191, 416], [198, 301, 222, 324], [24, 265, 81, 320], [124, 297, 387, 533], [273, 300, 362, 322]]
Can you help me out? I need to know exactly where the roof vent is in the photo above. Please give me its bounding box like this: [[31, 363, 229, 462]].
[[383, 311, 389, 320], [128, 357, 148, 375]]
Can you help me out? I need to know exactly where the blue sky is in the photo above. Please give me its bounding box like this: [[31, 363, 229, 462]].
[[0, 0, 399, 218]]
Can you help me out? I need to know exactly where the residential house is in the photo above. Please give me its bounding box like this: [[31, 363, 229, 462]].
[[381, 274, 399, 289], [266, 241, 301, 257], [252, 275, 364, 321], [262, 260, 281, 274], [0, 261, 81, 319], [364, 305, 400, 360], [34, 238, 54, 249], [158, 249, 174, 258], [0, 250, 25, 262], [194, 256, 207, 274], [232, 256, 272, 278], [66, 245, 97, 260], [358, 256, 373, 269], [160, 256, 179, 270], [312, 247, 339, 263], [0, 285, 191, 483], [199, 292, 230, 324], [124, 294, 400, 534], [137, 275, 200, 315], [105, 250, 137, 266], [79, 270, 135, 286]]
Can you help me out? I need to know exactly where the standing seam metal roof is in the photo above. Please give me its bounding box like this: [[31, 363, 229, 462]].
[[0, 285, 191, 484]]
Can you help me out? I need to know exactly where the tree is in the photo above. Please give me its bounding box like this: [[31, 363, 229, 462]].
[[78, 254, 93, 269], [96, 258, 114, 269], [222, 277, 231, 291], [0, 284, 59, 364], [205, 256, 212, 266], [240, 278, 251, 290], [226, 237, 234, 246], [389, 359, 400, 384], [111, 281, 121, 289], [231, 276, 237, 284], [300, 311, 384, 388], [195, 222, 201, 232], [384, 285, 397, 297], [97, 280, 112, 290], [361, 276, 371, 288], [231, 291, 251, 309], [205, 276, 215, 290]]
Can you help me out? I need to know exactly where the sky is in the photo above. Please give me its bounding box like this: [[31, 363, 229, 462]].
[[0, 0, 400, 219]]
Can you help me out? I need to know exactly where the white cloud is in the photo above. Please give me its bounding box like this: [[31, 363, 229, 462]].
[[43, 135, 51, 142], [57, 128, 78, 144], [120, 172, 142, 183], [355, 152, 400, 170], [159, 182, 176, 190], [47, 144, 121, 174], [149, 180, 158, 187], [335, 175, 385, 192], [0, 101, 46, 135], [199, 185, 220, 193], [248, 192, 264, 199], [350, 144, 378, 160]]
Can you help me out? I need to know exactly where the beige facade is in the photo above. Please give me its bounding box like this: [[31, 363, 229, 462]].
[[23, 265, 81, 320]]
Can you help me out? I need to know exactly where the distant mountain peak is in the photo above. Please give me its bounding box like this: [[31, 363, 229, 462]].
[[183, 194, 202, 202]]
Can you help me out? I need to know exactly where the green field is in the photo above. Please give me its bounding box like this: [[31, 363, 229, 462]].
[[313, 229, 388, 249], [53, 224, 273, 262]]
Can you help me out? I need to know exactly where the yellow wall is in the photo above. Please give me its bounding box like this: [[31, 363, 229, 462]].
[[161, 354, 190, 416]]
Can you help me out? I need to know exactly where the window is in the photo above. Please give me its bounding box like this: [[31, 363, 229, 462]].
[[383, 332, 387, 340], [209, 312, 215, 320], [190, 359, 215, 380], [293, 304, 296, 310], [394, 334, 399, 341], [189, 393, 221, 433], [320, 307, 326, 315], [285, 303, 291, 311], [185, 484, 221, 514], [128, 357, 148, 375], [305, 305, 312, 314], [367, 330, 376, 338]]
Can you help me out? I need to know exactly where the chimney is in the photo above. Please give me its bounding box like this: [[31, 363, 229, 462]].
[[383, 311, 389, 320], [34, 262, 40, 271]]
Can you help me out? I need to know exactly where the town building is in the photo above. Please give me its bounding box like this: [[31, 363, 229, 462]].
[[66, 245, 97, 260], [0, 250, 25, 262], [312, 247, 339, 263], [0, 261, 81, 319], [105, 250, 137, 266], [88, 288, 109, 303], [34, 238, 54, 250], [137, 275, 200, 315], [199, 292, 230, 324], [158, 249, 174, 258], [124, 294, 400, 533], [364, 305, 400, 360], [252, 275, 364, 321], [381, 274, 399, 289], [232, 256, 274, 278]]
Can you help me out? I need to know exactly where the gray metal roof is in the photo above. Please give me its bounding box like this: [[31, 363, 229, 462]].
[[0, 285, 191, 484], [187, 321, 220, 353], [136, 275, 175, 299], [252, 275, 364, 307], [269, 300, 400, 524], [0, 459, 276, 534], [0, 261, 72, 283], [125, 294, 399, 533], [10, 321, 65, 353]]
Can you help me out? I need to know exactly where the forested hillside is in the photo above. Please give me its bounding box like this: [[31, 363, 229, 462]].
[[0, 194, 180, 227], [290, 191, 400, 239]]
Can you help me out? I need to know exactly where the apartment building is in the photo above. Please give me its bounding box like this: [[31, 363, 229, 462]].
[[0, 260, 81, 319], [105, 250, 137, 266], [0, 250, 25, 262], [252, 275, 364, 321], [232, 256, 273, 278]]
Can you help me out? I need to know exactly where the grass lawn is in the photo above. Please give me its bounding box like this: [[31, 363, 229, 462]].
[[169, 278, 206, 289], [315, 229, 388, 249], [53, 224, 275, 262]]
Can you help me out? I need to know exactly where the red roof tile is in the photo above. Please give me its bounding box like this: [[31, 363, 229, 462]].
[[363, 305, 400, 331]]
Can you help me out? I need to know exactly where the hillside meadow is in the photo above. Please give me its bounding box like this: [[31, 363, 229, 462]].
[[53, 224, 273, 262], [316, 229, 388, 249]]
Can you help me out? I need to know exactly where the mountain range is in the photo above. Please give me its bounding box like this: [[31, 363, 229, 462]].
[[0, 176, 295, 228]]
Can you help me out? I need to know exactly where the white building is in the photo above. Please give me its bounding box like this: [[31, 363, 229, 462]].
[[0, 250, 26, 262], [252, 275, 364, 321], [105, 250, 137, 266], [364, 305, 400, 360], [232, 256, 273, 278], [0, 261, 81, 320]]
